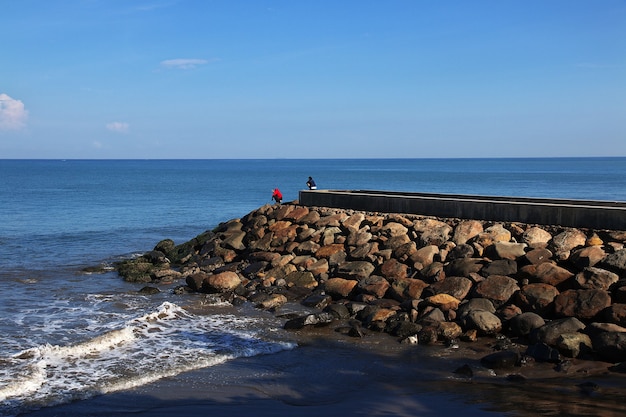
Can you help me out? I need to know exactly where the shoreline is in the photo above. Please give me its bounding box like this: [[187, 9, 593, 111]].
[[22, 322, 626, 417]]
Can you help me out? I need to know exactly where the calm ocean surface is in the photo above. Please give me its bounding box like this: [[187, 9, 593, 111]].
[[1, 157, 625, 415]]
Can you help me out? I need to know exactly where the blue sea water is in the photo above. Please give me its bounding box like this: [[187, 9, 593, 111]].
[[1, 157, 625, 415]]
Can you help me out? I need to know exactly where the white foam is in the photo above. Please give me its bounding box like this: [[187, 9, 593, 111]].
[[0, 301, 295, 416]]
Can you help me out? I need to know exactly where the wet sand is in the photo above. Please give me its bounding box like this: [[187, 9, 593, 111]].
[[22, 324, 626, 417]]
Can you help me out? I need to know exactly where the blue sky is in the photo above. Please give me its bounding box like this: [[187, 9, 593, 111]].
[[1, 1, 624, 159]]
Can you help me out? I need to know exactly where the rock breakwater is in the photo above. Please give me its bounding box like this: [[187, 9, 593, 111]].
[[117, 202, 626, 368]]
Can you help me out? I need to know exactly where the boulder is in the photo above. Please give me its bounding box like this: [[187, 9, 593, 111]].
[[462, 310, 502, 335], [515, 283, 559, 316], [551, 229, 587, 260], [481, 259, 517, 277], [522, 227, 552, 249], [284, 271, 318, 289], [389, 278, 429, 301], [472, 275, 519, 307], [553, 289, 611, 320], [411, 245, 439, 269], [591, 332, 626, 363], [486, 242, 527, 260], [357, 275, 391, 298], [530, 262, 574, 287], [603, 304, 626, 327], [574, 267, 619, 291], [336, 261, 376, 280], [556, 333, 593, 358], [445, 258, 483, 277], [524, 248, 553, 265], [414, 219, 452, 246], [600, 249, 626, 274], [508, 312, 545, 337], [325, 277, 358, 299], [452, 220, 484, 245], [569, 246, 607, 269], [380, 258, 409, 280], [530, 317, 586, 346], [202, 271, 242, 293], [428, 276, 473, 301]]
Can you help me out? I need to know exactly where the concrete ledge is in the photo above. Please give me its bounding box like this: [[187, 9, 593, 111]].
[[299, 190, 626, 230]]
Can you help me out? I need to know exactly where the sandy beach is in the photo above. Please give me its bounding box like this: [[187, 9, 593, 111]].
[[22, 323, 626, 417]]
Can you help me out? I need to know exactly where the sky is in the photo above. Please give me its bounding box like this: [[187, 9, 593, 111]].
[[1, 1, 625, 159]]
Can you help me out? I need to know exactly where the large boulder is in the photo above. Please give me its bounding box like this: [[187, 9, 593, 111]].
[[202, 271, 242, 293], [472, 275, 519, 307], [553, 289, 612, 320]]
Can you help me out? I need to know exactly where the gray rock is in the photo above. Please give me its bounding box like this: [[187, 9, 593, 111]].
[[509, 312, 546, 337], [530, 317, 586, 346]]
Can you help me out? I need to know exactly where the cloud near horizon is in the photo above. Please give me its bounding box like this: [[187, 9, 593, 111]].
[[106, 121, 130, 133], [160, 58, 211, 69], [0, 93, 28, 131]]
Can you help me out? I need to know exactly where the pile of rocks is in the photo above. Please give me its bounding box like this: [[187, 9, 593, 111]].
[[116, 202, 626, 366]]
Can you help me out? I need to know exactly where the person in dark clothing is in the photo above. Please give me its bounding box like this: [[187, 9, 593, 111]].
[[306, 176, 317, 190], [271, 188, 283, 204]]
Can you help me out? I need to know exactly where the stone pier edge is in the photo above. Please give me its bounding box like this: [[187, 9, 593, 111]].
[[299, 190, 626, 230]]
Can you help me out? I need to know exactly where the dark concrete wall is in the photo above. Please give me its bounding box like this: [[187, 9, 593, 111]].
[[298, 190, 626, 230]]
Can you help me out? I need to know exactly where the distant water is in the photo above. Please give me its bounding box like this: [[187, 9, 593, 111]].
[[1, 157, 625, 415]]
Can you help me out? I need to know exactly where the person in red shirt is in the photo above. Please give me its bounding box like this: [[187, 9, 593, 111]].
[[271, 188, 283, 204]]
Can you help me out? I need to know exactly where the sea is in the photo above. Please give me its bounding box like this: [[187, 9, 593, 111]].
[[1, 157, 625, 416]]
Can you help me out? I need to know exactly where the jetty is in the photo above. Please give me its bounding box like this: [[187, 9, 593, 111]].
[[299, 189, 626, 230]]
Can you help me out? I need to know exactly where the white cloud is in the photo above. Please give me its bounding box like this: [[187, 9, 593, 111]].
[[106, 121, 130, 133], [0, 93, 28, 130], [160, 58, 210, 70]]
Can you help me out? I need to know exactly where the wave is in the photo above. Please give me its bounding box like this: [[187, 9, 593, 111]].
[[0, 302, 295, 415]]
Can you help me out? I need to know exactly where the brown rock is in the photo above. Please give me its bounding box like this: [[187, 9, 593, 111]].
[[337, 261, 376, 280], [415, 219, 452, 246], [411, 245, 439, 269], [574, 267, 619, 290], [426, 294, 461, 311], [487, 242, 528, 260], [445, 258, 483, 277], [347, 227, 373, 247], [421, 262, 446, 282], [380, 221, 409, 237], [483, 224, 512, 243], [393, 241, 418, 262], [325, 277, 358, 299], [570, 246, 607, 268], [384, 234, 411, 251], [522, 227, 552, 249], [532, 262, 574, 286], [604, 304, 626, 327], [389, 277, 429, 301], [307, 259, 329, 276], [316, 212, 349, 227], [551, 229, 587, 260], [553, 289, 611, 320], [473, 275, 520, 307], [202, 271, 242, 293], [428, 276, 473, 301], [515, 283, 559, 316], [284, 206, 310, 222], [357, 275, 391, 298], [257, 294, 288, 310], [380, 258, 408, 280], [343, 212, 365, 231], [315, 244, 346, 259], [284, 271, 318, 289], [524, 248, 553, 265], [453, 220, 484, 245]]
